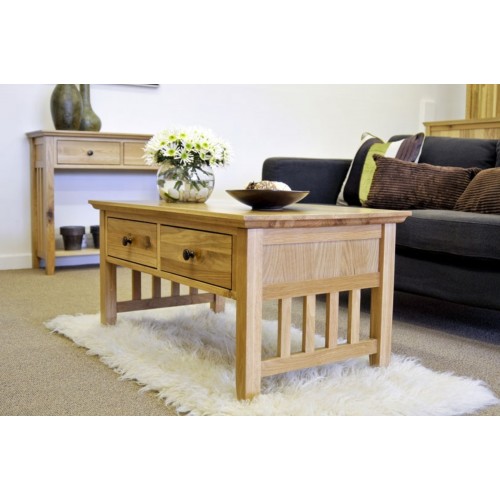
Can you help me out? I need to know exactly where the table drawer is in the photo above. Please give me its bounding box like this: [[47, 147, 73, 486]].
[[160, 226, 232, 289], [57, 140, 121, 165], [123, 141, 148, 166], [107, 218, 157, 268]]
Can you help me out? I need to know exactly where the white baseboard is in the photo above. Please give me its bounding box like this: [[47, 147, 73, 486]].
[[0, 253, 33, 270], [0, 253, 100, 271]]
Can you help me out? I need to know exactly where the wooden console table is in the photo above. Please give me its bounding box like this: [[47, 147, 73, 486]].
[[89, 199, 410, 400], [27, 130, 154, 275]]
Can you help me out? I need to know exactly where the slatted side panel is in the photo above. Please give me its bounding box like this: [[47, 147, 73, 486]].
[[260, 225, 383, 378], [262, 289, 377, 378], [119, 271, 219, 313]]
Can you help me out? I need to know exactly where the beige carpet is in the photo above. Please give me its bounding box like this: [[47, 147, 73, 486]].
[[1, 266, 499, 416]]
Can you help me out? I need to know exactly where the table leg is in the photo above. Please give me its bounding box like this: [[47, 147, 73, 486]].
[[235, 229, 263, 400], [370, 223, 396, 367], [99, 211, 117, 325], [211, 295, 225, 313], [100, 260, 117, 325]]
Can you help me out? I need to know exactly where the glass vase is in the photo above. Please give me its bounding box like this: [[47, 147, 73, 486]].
[[157, 163, 215, 203]]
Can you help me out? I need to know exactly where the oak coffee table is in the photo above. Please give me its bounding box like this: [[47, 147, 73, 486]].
[[89, 199, 410, 400]]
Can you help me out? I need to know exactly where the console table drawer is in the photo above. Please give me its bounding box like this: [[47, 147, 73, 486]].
[[57, 140, 121, 165], [107, 218, 157, 268], [160, 226, 232, 289], [123, 142, 148, 166]]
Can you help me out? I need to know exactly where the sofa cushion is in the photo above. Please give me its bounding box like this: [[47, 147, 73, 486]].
[[262, 157, 352, 204], [365, 155, 480, 210], [390, 135, 499, 169], [396, 209, 500, 261], [454, 168, 500, 214], [338, 132, 424, 206]]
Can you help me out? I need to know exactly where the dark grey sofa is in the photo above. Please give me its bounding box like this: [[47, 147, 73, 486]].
[[262, 136, 500, 311]]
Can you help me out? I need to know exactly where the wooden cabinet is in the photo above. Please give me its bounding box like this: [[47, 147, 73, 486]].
[[424, 118, 500, 139], [425, 84, 500, 140], [27, 130, 154, 275], [466, 84, 500, 120]]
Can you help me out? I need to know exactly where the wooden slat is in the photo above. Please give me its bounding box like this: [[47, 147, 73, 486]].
[[263, 273, 379, 300], [132, 270, 141, 300], [263, 225, 381, 245], [152, 276, 161, 298], [210, 295, 225, 313], [347, 289, 361, 344], [302, 295, 316, 353], [116, 292, 215, 313], [262, 339, 378, 377], [171, 281, 180, 296], [466, 84, 500, 120], [325, 292, 339, 348], [278, 297, 292, 357]]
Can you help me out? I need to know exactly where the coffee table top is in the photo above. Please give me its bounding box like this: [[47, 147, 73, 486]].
[[89, 199, 411, 229]]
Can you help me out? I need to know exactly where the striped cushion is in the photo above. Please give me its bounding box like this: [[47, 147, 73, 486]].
[[365, 155, 480, 210], [338, 132, 425, 206], [454, 168, 500, 213]]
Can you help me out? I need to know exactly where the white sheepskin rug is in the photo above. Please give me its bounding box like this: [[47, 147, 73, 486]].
[[45, 304, 499, 416]]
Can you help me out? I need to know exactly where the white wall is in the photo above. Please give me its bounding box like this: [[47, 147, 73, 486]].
[[0, 84, 466, 270]]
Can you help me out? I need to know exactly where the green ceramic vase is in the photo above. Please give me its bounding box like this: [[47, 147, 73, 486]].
[[50, 84, 82, 130], [79, 84, 102, 131]]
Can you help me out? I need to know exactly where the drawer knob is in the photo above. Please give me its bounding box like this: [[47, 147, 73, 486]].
[[122, 236, 133, 246], [183, 249, 195, 261], [87, 150, 94, 156]]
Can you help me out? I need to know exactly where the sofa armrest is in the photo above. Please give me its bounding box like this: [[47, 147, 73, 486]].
[[262, 157, 351, 204]]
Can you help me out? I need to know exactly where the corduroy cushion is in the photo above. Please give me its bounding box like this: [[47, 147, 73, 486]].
[[337, 132, 425, 206], [365, 155, 480, 210], [454, 168, 500, 214]]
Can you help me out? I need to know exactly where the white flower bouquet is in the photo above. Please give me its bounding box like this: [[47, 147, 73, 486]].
[[144, 126, 232, 202]]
